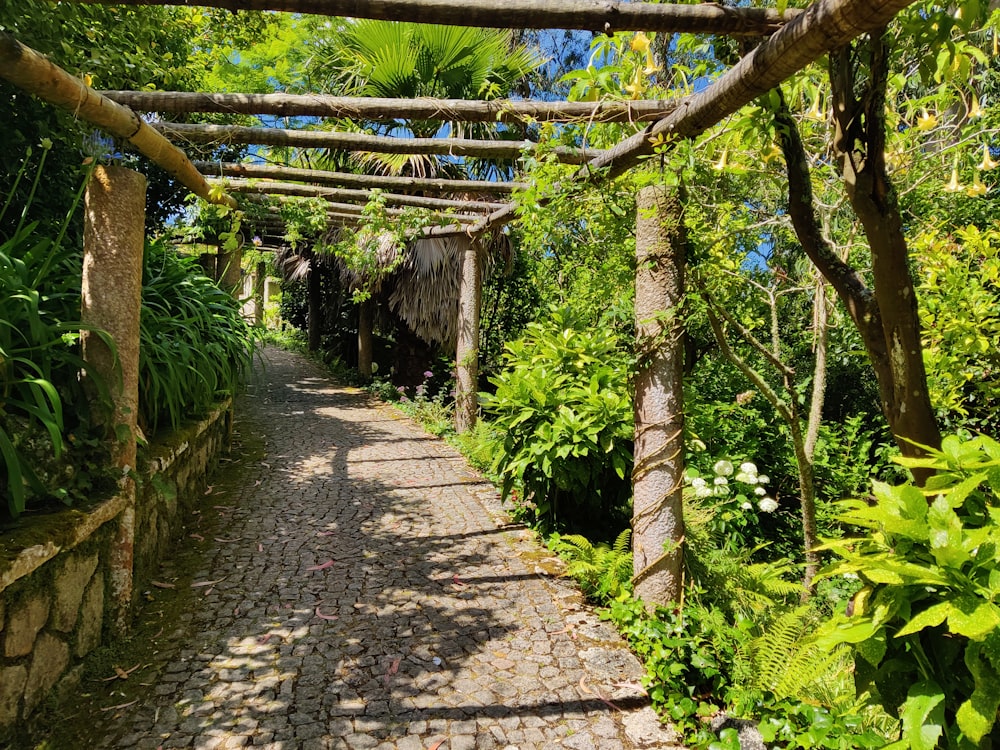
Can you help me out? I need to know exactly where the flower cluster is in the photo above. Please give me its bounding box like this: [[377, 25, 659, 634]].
[[687, 459, 778, 513]]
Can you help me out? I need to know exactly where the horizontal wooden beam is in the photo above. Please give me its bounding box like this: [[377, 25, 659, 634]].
[[108, 91, 676, 125], [194, 161, 523, 195], [462, 0, 922, 237], [62, 0, 797, 35], [237, 192, 481, 224], [216, 178, 507, 211], [0, 33, 235, 208], [158, 121, 594, 164]]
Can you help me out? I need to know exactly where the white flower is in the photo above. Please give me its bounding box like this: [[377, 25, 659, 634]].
[[734, 472, 755, 484], [691, 477, 707, 489], [713, 460, 734, 477], [758, 497, 779, 513], [740, 501, 753, 510], [757, 474, 770, 485], [713, 476, 729, 486], [842, 572, 859, 580], [754, 486, 767, 496], [695, 486, 713, 499], [739, 462, 758, 475]]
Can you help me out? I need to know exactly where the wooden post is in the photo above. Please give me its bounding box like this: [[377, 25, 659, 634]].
[[253, 262, 266, 326], [307, 258, 322, 351], [358, 299, 373, 379], [632, 184, 686, 607], [455, 237, 481, 433], [81, 166, 146, 636], [217, 245, 242, 295]]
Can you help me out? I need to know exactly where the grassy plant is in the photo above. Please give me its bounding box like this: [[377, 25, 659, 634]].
[[139, 241, 257, 434]]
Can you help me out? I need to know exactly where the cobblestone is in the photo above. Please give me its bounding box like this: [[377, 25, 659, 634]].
[[95, 347, 682, 749]]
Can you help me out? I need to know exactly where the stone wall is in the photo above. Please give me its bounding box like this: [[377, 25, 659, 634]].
[[0, 400, 232, 729]]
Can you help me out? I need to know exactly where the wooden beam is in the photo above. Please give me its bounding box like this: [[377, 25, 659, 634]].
[[161, 122, 597, 164], [108, 92, 677, 125], [0, 33, 236, 209], [64, 0, 796, 35], [237, 192, 481, 223], [460, 0, 922, 238], [194, 161, 524, 195], [217, 178, 507, 211]]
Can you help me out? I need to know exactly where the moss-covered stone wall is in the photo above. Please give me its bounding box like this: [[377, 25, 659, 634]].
[[0, 400, 232, 729]]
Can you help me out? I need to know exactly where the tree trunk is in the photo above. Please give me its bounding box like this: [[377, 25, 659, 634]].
[[307, 259, 322, 352], [358, 299, 374, 379], [455, 238, 481, 434], [632, 184, 686, 607], [829, 39, 941, 467], [82, 165, 146, 636]]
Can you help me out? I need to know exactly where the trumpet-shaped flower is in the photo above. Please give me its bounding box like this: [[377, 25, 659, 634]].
[[968, 95, 983, 120], [630, 32, 651, 54], [945, 166, 963, 193], [712, 149, 729, 171], [979, 144, 998, 171], [805, 90, 823, 120], [915, 109, 938, 131], [761, 145, 782, 164], [967, 172, 989, 197]]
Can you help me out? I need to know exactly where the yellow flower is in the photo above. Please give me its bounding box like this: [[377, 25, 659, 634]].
[[967, 172, 989, 197], [805, 90, 823, 120], [968, 95, 982, 120], [712, 149, 729, 171], [624, 68, 645, 99], [915, 109, 938, 131], [631, 32, 651, 55], [643, 50, 661, 76], [945, 166, 963, 193], [761, 144, 782, 164], [979, 144, 998, 170], [83, 73, 93, 87]]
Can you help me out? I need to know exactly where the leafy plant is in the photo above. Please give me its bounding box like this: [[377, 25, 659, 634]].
[[549, 528, 632, 603], [480, 306, 633, 534], [815, 434, 1000, 748], [0, 148, 111, 518], [139, 240, 258, 434]]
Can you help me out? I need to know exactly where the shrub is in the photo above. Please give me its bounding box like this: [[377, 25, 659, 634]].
[[480, 306, 632, 534], [816, 434, 1000, 748]]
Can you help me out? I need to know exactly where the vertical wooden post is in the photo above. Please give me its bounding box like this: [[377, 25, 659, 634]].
[[455, 237, 481, 434], [217, 245, 242, 295], [357, 299, 373, 379], [82, 166, 146, 636], [632, 184, 686, 607], [307, 258, 322, 352], [253, 262, 266, 326]]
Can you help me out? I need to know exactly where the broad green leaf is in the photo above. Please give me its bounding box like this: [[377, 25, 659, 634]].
[[900, 681, 945, 750], [948, 599, 1000, 641], [927, 495, 968, 568], [956, 643, 1000, 742], [896, 602, 951, 638]]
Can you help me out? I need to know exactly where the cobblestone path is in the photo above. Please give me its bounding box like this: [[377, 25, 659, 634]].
[[99, 347, 682, 750]]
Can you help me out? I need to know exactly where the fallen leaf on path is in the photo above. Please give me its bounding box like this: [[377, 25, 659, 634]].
[[100, 699, 138, 712], [214, 537, 240, 543], [578, 675, 624, 712], [261, 462, 271, 469], [384, 657, 401, 686], [203, 486, 214, 495], [257, 634, 275, 644], [305, 560, 335, 572], [150, 581, 175, 589], [191, 578, 225, 588], [452, 575, 465, 587], [258, 543, 264, 552], [315, 606, 338, 621], [189, 533, 204, 542], [427, 741, 445, 750]]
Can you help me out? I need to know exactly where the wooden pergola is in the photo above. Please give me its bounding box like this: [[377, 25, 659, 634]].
[[0, 0, 922, 606]]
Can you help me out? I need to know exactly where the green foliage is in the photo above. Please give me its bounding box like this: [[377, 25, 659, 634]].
[[139, 241, 258, 434], [0, 152, 112, 518], [480, 307, 632, 534], [914, 226, 1000, 434], [548, 529, 632, 603], [816, 435, 1000, 747]]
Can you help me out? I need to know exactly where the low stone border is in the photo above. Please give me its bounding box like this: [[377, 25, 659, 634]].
[[0, 399, 232, 729]]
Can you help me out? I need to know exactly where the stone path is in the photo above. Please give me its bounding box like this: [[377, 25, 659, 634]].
[[97, 346, 682, 750]]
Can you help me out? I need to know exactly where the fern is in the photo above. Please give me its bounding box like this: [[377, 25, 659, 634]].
[[551, 529, 632, 603]]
